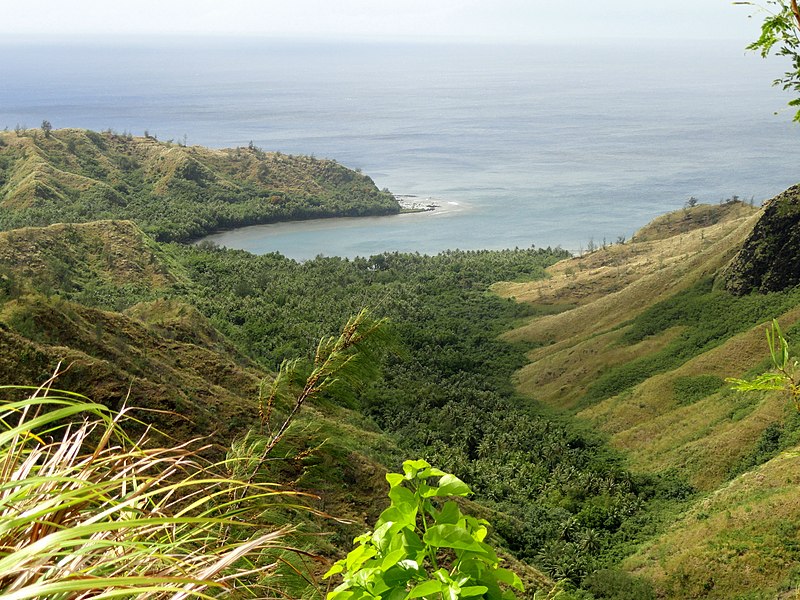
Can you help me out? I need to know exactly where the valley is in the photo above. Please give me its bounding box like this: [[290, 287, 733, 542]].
[[2, 130, 800, 598]]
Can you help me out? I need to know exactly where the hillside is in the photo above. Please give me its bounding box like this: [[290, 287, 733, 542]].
[[0, 220, 412, 559], [6, 187, 800, 597], [496, 199, 800, 598], [0, 218, 560, 594], [0, 128, 399, 241], [725, 183, 800, 294]]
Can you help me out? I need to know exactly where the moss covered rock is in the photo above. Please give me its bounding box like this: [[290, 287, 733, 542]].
[[725, 185, 800, 294]]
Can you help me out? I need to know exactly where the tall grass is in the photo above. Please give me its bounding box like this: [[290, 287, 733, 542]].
[[0, 372, 300, 599]]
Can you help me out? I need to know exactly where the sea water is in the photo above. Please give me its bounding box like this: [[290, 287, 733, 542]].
[[1, 37, 797, 259]]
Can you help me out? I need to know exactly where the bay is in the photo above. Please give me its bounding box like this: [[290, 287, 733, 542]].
[[0, 37, 797, 259]]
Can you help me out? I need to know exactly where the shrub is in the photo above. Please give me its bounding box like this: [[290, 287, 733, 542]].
[[582, 569, 655, 599], [324, 459, 524, 600], [672, 375, 725, 405]]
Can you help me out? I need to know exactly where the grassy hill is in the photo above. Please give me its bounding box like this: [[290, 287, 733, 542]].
[[5, 129, 800, 597], [0, 128, 399, 241], [0, 219, 402, 558], [0, 217, 558, 595], [496, 199, 800, 598]]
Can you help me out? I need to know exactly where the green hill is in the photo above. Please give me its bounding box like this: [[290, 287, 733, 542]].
[[0, 216, 561, 594], [0, 128, 399, 241], [496, 199, 800, 598], [6, 130, 800, 597]]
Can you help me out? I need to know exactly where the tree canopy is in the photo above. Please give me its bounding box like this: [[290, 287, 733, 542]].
[[740, 0, 800, 120]]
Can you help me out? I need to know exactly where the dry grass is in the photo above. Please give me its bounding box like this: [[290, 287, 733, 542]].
[[497, 204, 760, 346], [497, 204, 781, 481], [513, 327, 680, 411], [493, 201, 800, 597], [583, 308, 800, 489], [0, 293, 266, 445], [0, 374, 301, 599], [626, 448, 800, 598]]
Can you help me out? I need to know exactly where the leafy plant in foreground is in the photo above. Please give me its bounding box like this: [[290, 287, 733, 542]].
[[727, 319, 800, 410], [737, 0, 800, 121], [324, 459, 524, 600]]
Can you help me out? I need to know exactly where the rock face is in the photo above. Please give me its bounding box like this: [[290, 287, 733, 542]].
[[724, 185, 800, 295]]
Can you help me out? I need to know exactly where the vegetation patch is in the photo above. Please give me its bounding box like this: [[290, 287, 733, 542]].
[[672, 374, 726, 405], [0, 128, 399, 241], [581, 279, 800, 405]]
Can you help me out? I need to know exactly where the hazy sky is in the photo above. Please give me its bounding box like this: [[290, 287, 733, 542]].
[[3, 1, 757, 42]]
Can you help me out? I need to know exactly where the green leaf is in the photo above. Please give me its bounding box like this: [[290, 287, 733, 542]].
[[378, 499, 417, 529], [418, 467, 447, 478], [423, 524, 487, 554], [436, 474, 471, 497], [403, 459, 431, 479], [389, 483, 418, 509], [381, 549, 407, 570], [464, 515, 489, 532], [401, 528, 426, 556], [461, 586, 489, 597], [383, 564, 418, 588], [419, 482, 438, 498], [494, 568, 524, 591], [386, 589, 409, 600], [386, 472, 405, 488], [472, 525, 488, 543], [433, 568, 451, 583], [434, 501, 461, 525], [372, 521, 396, 553], [324, 561, 345, 578], [345, 543, 378, 571], [353, 567, 382, 588], [455, 557, 483, 579], [407, 579, 444, 599]]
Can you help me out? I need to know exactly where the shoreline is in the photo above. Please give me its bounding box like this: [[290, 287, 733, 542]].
[[192, 192, 468, 258], [394, 194, 440, 213]]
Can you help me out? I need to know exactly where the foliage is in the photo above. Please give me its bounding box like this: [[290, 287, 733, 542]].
[[728, 319, 800, 409], [671, 375, 726, 405], [232, 309, 393, 483], [580, 569, 654, 600], [0, 374, 300, 599], [324, 459, 524, 600], [159, 245, 677, 585], [737, 0, 800, 121], [0, 220, 688, 591]]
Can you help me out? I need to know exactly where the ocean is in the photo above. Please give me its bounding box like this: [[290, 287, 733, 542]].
[[1, 37, 797, 259]]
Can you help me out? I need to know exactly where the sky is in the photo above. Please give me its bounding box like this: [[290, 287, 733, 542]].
[[1, 0, 759, 43]]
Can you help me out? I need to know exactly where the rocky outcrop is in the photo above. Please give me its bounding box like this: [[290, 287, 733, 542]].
[[724, 185, 800, 294]]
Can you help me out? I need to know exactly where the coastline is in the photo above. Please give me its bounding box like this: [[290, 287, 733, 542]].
[[395, 194, 440, 213]]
